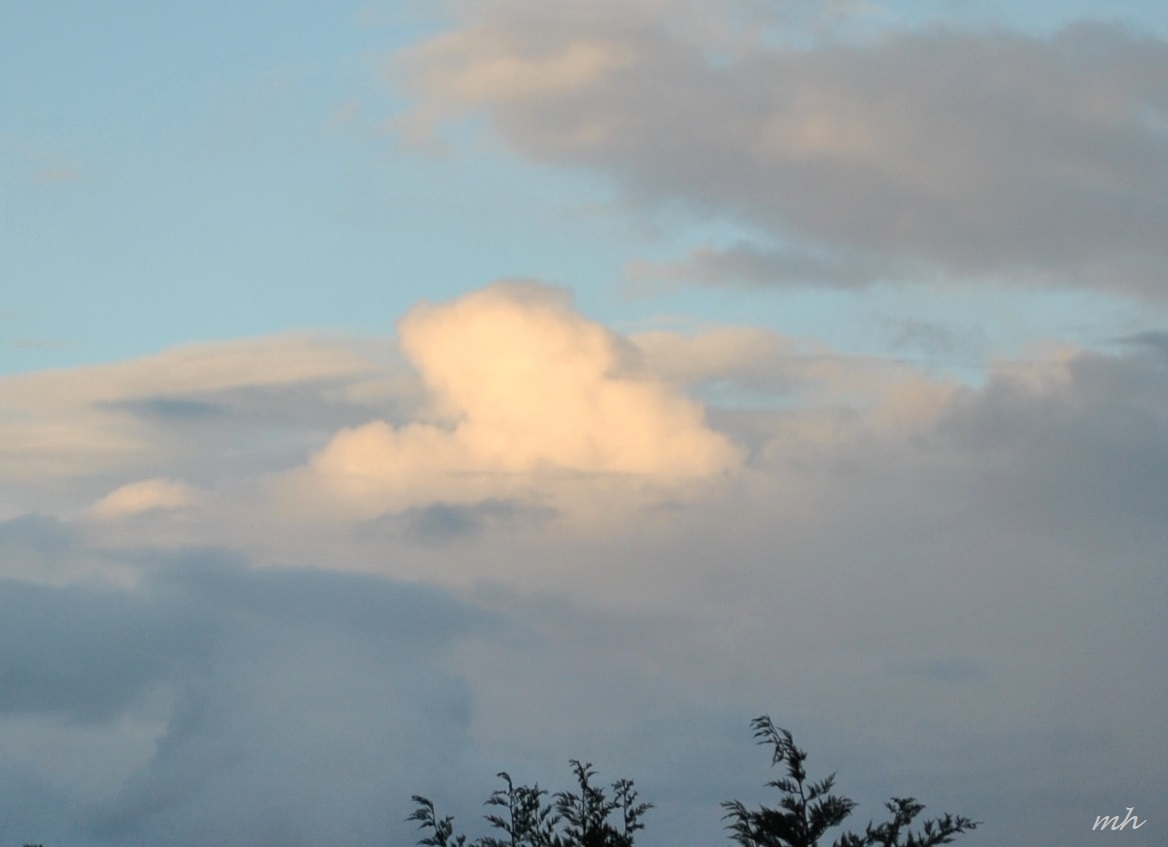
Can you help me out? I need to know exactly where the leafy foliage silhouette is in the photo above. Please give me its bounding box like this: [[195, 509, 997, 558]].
[[408, 715, 978, 847], [408, 761, 652, 847], [723, 716, 979, 847]]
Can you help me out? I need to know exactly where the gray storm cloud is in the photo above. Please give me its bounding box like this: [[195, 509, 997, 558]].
[[395, 2, 1168, 294]]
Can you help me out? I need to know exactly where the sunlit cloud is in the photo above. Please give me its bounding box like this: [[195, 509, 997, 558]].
[[89, 478, 199, 520], [0, 333, 384, 489], [292, 282, 743, 523]]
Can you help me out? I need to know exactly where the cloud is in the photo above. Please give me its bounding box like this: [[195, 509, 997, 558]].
[[378, 499, 552, 544], [626, 241, 908, 291], [0, 283, 959, 555], [0, 513, 131, 586], [0, 513, 73, 559], [90, 479, 199, 520], [933, 342, 1168, 546], [0, 575, 214, 725], [1114, 328, 1168, 358], [31, 165, 84, 184], [884, 655, 989, 683], [0, 551, 500, 847], [0, 333, 393, 511], [629, 324, 798, 390], [394, 4, 1168, 294], [0, 319, 1165, 847], [105, 397, 229, 422], [408, 29, 636, 104], [0, 132, 85, 185], [295, 282, 742, 522]]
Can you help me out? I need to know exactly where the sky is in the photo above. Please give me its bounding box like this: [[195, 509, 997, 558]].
[[1, 1, 1166, 845]]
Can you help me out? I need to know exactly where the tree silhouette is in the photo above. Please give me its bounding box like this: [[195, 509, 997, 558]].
[[481, 771, 558, 847], [408, 716, 978, 847], [408, 796, 468, 847], [723, 716, 979, 847], [408, 761, 652, 847]]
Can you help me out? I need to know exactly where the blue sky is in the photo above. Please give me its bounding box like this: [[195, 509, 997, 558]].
[[2, 2, 1167, 846], [5, 0, 1167, 377]]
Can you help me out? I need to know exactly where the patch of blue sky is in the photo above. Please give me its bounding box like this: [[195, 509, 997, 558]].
[[0, 2, 623, 373], [4, 0, 1167, 382], [1, 133, 635, 374]]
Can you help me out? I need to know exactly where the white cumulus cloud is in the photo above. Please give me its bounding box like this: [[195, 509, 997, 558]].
[[296, 282, 742, 522]]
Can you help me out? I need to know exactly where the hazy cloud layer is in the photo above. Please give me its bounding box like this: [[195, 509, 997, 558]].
[[395, 1, 1168, 294], [1, 286, 1164, 846], [0, 333, 404, 517]]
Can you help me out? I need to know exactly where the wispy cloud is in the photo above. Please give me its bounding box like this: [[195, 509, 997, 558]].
[[0, 132, 84, 185], [90, 478, 200, 520]]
